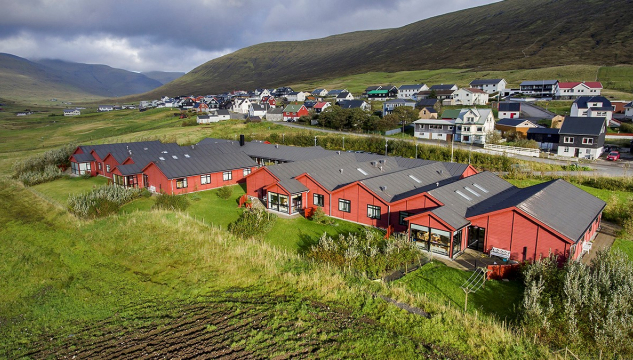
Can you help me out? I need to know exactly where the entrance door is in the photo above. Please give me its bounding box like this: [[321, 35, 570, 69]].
[[574, 148, 580, 157], [467, 227, 485, 252]]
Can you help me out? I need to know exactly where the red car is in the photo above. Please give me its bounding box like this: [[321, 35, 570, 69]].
[[606, 151, 620, 161]]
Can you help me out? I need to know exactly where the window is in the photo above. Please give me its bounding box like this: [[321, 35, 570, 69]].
[[564, 147, 570, 153], [582, 137, 593, 145], [399, 211, 411, 226], [106, 164, 111, 173], [338, 199, 351, 213], [564, 136, 574, 144], [201, 174, 210, 185], [176, 178, 188, 189], [367, 204, 381, 219], [243, 168, 251, 177], [223, 171, 232, 181], [586, 149, 591, 154], [463, 126, 470, 132], [98, 162, 102, 170], [313, 194, 324, 207], [477, 127, 483, 132]]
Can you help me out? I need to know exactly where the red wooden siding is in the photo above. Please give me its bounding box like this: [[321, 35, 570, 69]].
[[245, 167, 277, 199], [389, 193, 442, 232], [330, 183, 389, 228]]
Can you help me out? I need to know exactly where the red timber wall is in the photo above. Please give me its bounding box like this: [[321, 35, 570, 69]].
[[460, 165, 478, 178], [168, 167, 256, 195], [389, 194, 442, 233], [330, 183, 389, 228], [296, 174, 331, 213], [245, 168, 277, 199], [470, 208, 572, 262], [102, 155, 120, 179], [407, 212, 464, 255], [90, 151, 105, 176], [143, 163, 170, 194], [266, 184, 290, 197]]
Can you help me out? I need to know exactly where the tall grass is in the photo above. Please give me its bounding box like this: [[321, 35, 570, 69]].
[[67, 184, 142, 217]]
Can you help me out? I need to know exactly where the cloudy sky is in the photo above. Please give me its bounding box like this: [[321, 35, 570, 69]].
[[0, 0, 498, 73]]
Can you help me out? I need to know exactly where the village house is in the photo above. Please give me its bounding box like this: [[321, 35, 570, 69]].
[[557, 117, 606, 159], [231, 98, 251, 114], [338, 100, 370, 111], [286, 91, 306, 102], [327, 89, 347, 97], [570, 96, 614, 123], [469, 79, 507, 94], [413, 118, 455, 141], [418, 107, 438, 119], [249, 104, 267, 118], [527, 127, 560, 152], [519, 80, 559, 98], [336, 91, 354, 102], [398, 84, 428, 99], [382, 99, 416, 116], [625, 101, 633, 119], [556, 82, 602, 99], [282, 104, 309, 121], [311, 89, 329, 97], [495, 118, 540, 138], [452, 88, 489, 106], [64, 109, 81, 116], [266, 108, 283, 121], [98, 105, 115, 112], [454, 108, 495, 145], [313, 102, 331, 113], [498, 102, 521, 119]]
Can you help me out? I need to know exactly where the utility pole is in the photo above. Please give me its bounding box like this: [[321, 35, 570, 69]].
[[314, 136, 317, 147], [282, 133, 285, 144], [343, 136, 345, 150], [385, 140, 388, 156], [415, 140, 418, 159], [451, 136, 454, 163]]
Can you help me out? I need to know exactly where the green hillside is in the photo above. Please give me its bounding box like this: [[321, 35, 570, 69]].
[[142, 70, 186, 85], [149, 0, 633, 96]]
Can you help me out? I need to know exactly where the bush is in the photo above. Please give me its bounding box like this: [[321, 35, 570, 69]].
[[228, 208, 277, 239], [521, 251, 633, 357], [307, 229, 427, 278], [12, 143, 76, 177], [217, 186, 233, 200], [17, 165, 63, 186], [310, 206, 334, 225], [68, 185, 142, 217], [153, 193, 190, 211], [181, 118, 198, 127]]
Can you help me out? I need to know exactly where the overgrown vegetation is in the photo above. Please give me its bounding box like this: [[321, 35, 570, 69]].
[[153, 193, 190, 211], [67, 184, 143, 217], [17, 165, 64, 186], [308, 229, 428, 278], [521, 251, 633, 358], [228, 208, 277, 239], [12, 143, 75, 185]]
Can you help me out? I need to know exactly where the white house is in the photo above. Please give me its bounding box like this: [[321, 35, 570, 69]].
[[232, 98, 251, 114], [498, 102, 521, 119], [397, 84, 428, 99], [556, 82, 602, 99], [63, 109, 80, 116], [452, 88, 489, 106], [570, 96, 614, 123], [413, 118, 456, 141], [336, 91, 354, 102], [455, 108, 495, 145], [249, 104, 267, 118], [625, 101, 633, 119], [382, 99, 416, 115], [311, 89, 329, 97], [469, 79, 507, 94], [286, 92, 306, 102], [258, 89, 272, 99], [98, 105, 114, 112]]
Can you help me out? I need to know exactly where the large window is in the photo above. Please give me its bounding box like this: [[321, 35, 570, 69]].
[[399, 211, 412, 226], [338, 199, 351, 213], [313, 193, 324, 207], [582, 137, 594, 145], [367, 204, 381, 220], [201, 174, 210, 185], [176, 178, 187, 189], [453, 229, 463, 257], [71, 162, 91, 175], [429, 229, 450, 256], [268, 192, 289, 213], [243, 168, 251, 177], [564, 136, 574, 144], [223, 171, 232, 181]]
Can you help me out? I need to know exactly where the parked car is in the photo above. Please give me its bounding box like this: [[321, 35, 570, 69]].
[[606, 151, 620, 161]]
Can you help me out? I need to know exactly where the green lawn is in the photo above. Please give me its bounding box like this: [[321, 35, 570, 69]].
[[612, 239, 633, 262], [30, 175, 108, 204], [395, 261, 524, 321]]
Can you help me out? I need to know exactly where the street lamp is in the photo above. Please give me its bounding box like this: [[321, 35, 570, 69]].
[[314, 136, 317, 147], [282, 133, 285, 144], [385, 140, 388, 156], [343, 136, 345, 150]]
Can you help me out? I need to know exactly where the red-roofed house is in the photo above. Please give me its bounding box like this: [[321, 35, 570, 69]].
[[556, 82, 602, 99], [313, 102, 331, 113]]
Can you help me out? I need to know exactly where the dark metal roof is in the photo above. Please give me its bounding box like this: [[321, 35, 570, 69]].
[[496, 118, 536, 127], [153, 152, 257, 179], [416, 99, 439, 107], [470, 79, 504, 85], [520, 80, 558, 86], [559, 117, 605, 136], [338, 100, 366, 109], [498, 102, 521, 112], [573, 96, 612, 109], [527, 127, 560, 135], [429, 84, 457, 90], [399, 84, 425, 90], [72, 153, 94, 162]]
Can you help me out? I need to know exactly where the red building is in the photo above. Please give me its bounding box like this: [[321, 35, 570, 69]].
[[282, 104, 308, 121]]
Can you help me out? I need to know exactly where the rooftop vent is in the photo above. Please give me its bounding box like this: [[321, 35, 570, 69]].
[[409, 174, 422, 183], [357, 168, 368, 176], [371, 161, 377, 167], [144, 147, 148, 151], [455, 190, 472, 201], [275, 144, 279, 148], [339, 169, 344, 174], [472, 183, 489, 193], [380, 186, 387, 192], [191, 145, 195, 149], [337, 151, 341, 155]]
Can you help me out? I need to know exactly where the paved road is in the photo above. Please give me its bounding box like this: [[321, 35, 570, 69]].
[[277, 122, 632, 176], [519, 101, 557, 120]]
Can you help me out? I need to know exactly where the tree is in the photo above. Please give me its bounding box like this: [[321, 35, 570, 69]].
[[384, 106, 418, 133], [485, 131, 503, 144]]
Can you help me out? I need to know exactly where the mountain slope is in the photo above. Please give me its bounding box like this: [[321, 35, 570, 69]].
[[142, 71, 186, 85], [35, 59, 163, 97], [150, 0, 633, 96]]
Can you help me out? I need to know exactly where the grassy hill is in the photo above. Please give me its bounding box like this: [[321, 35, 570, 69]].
[[148, 0, 633, 96], [0, 54, 171, 103], [142, 70, 186, 85]]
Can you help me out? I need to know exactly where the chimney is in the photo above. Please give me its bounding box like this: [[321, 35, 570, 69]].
[[337, 151, 341, 155], [436, 182, 439, 187], [239, 134, 245, 146], [275, 144, 279, 148], [379, 166, 383, 172], [339, 169, 343, 174]]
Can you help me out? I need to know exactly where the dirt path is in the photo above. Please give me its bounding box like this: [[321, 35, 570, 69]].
[[582, 221, 620, 265]]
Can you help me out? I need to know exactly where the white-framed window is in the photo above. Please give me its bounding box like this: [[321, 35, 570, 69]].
[[582, 137, 594, 145], [338, 199, 351, 213], [223, 171, 232, 181], [98, 162, 102, 170], [586, 149, 591, 154], [243, 168, 251, 177], [564, 147, 570, 153], [201, 174, 210, 185], [106, 164, 111, 172], [564, 136, 574, 144], [313, 193, 324, 207], [367, 204, 381, 220], [176, 178, 188, 189]]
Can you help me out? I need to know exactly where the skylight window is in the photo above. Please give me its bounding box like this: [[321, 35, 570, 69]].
[[159, 157, 165, 161], [357, 168, 368, 176], [184, 154, 190, 158], [455, 190, 472, 201], [172, 155, 178, 159], [408, 174, 422, 183], [464, 186, 481, 197], [472, 183, 489, 193], [161, 151, 168, 154]]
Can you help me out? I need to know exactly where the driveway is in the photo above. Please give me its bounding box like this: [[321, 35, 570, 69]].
[[581, 221, 619, 265]]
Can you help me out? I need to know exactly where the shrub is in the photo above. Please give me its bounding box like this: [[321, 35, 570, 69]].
[[153, 193, 190, 211], [17, 165, 63, 186], [12, 143, 76, 177], [68, 185, 142, 218], [181, 118, 198, 127], [310, 206, 334, 225], [217, 186, 233, 200], [228, 208, 277, 239], [307, 229, 427, 278]]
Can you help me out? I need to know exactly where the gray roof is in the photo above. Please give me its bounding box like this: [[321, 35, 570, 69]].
[[498, 102, 521, 112], [456, 108, 492, 125], [527, 127, 559, 135], [338, 100, 366, 109], [399, 84, 425, 90], [267, 108, 283, 114], [559, 117, 605, 136], [496, 118, 537, 127], [573, 96, 612, 109], [430, 84, 457, 90], [152, 152, 257, 179], [625, 101, 633, 108], [217, 109, 230, 116], [470, 79, 504, 85], [250, 104, 265, 111], [417, 99, 439, 107], [72, 153, 94, 162], [337, 91, 351, 98], [520, 80, 558, 86]]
